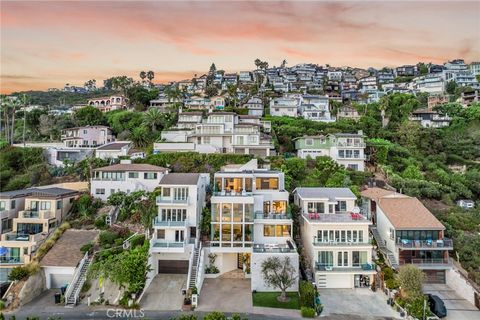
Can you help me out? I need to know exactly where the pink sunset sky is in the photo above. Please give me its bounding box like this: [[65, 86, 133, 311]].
[[1, 0, 479, 93]]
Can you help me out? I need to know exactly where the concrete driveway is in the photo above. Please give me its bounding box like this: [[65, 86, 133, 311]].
[[141, 274, 187, 311], [424, 284, 480, 320], [197, 278, 252, 313], [319, 288, 401, 319]]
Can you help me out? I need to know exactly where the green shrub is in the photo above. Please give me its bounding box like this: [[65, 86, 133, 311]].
[[385, 278, 399, 290], [99, 230, 120, 247], [203, 311, 227, 320], [129, 234, 146, 247], [94, 215, 107, 229], [80, 242, 93, 254], [0, 299, 5, 310], [177, 315, 197, 320], [383, 267, 395, 280], [8, 266, 30, 281], [301, 306, 316, 318], [299, 281, 316, 308]]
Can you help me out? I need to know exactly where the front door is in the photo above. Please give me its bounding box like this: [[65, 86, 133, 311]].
[[190, 227, 196, 239], [175, 230, 184, 242]]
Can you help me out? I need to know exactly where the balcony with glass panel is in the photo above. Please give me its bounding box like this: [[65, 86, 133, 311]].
[[153, 217, 187, 228], [20, 210, 53, 219], [253, 239, 297, 253], [0, 255, 24, 264], [150, 239, 186, 253], [156, 196, 189, 205]]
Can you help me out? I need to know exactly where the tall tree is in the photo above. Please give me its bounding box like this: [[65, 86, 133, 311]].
[[139, 71, 147, 83], [143, 108, 163, 131], [261, 256, 297, 302], [146, 71, 155, 84]]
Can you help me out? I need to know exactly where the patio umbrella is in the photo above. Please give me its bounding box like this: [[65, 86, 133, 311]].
[[0, 246, 9, 256]]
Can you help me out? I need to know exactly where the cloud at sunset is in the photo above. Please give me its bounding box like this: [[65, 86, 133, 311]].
[[1, 1, 479, 93]]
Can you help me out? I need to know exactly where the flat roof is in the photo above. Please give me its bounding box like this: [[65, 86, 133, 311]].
[[96, 142, 131, 151], [26, 187, 79, 198], [93, 163, 167, 172], [40, 230, 99, 267], [159, 173, 201, 185], [294, 187, 356, 201]]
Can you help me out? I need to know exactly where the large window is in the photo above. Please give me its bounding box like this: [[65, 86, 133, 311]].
[[245, 203, 254, 222], [233, 203, 243, 222], [307, 202, 325, 213], [352, 251, 368, 267], [244, 178, 252, 192], [174, 188, 188, 200], [224, 178, 243, 193], [40, 201, 51, 210], [272, 201, 287, 214], [264, 225, 291, 237], [335, 201, 347, 212], [144, 172, 158, 180], [129, 172, 139, 179], [318, 251, 333, 267], [337, 251, 348, 267], [256, 177, 279, 190], [221, 203, 232, 222], [0, 201, 5, 211], [160, 208, 187, 221], [396, 230, 440, 241]]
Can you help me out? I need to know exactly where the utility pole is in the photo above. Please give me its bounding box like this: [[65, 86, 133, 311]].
[[22, 94, 27, 147]]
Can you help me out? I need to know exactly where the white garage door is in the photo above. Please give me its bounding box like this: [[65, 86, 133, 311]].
[[50, 274, 72, 288], [317, 274, 352, 288]]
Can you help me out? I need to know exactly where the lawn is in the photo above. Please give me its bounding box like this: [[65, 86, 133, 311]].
[[252, 292, 300, 309]]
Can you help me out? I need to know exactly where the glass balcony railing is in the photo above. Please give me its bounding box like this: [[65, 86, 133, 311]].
[[153, 217, 187, 227], [5, 233, 31, 241], [212, 190, 253, 196], [151, 240, 185, 248], [396, 238, 453, 249], [156, 196, 188, 204], [254, 212, 291, 220], [0, 256, 23, 264], [21, 210, 40, 218], [315, 262, 376, 272]]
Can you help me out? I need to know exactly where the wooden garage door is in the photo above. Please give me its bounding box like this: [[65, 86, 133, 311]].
[[50, 274, 72, 288], [158, 260, 189, 274]]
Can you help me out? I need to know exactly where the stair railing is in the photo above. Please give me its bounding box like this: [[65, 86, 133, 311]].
[[64, 251, 89, 306]]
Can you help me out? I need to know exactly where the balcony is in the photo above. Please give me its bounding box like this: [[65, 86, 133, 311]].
[[253, 241, 297, 253], [336, 142, 366, 148], [3, 233, 31, 241], [21, 210, 39, 218], [0, 256, 23, 264], [315, 263, 376, 272], [150, 239, 186, 253], [313, 237, 372, 247], [254, 212, 291, 220], [304, 212, 370, 224], [153, 217, 187, 228], [212, 190, 253, 197], [399, 258, 451, 268], [396, 238, 453, 250], [156, 196, 188, 205]]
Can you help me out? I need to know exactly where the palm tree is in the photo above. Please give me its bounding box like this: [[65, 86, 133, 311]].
[[254, 59, 261, 70], [139, 71, 147, 83], [143, 108, 163, 131], [226, 84, 238, 108], [21, 94, 29, 147], [146, 71, 155, 84]]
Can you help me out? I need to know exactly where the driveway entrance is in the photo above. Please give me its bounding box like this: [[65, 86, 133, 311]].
[[141, 274, 187, 310], [197, 278, 252, 313], [424, 284, 480, 320]]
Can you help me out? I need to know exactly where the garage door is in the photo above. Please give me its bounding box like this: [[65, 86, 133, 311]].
[[319, 274, 352, 288], [158, 260, 189, 274], [50, 274, 72, 288]]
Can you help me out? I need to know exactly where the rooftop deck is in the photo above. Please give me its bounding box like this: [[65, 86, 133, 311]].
[[304, 212, 371, 224]]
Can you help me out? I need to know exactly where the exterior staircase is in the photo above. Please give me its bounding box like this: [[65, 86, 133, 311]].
[[65, 253, 92, 307], [370, 226, 398, 269], [188, 243, 201, 290]]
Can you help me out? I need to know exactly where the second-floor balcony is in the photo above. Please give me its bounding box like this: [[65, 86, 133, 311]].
[[315, 262, 376, 272], [1, 232, 46, 242], [156, 196, 189, 204], [399, 258, 451, 268], [20, 210, 53, 219], [396, 238, 453, 250], [150, 239, 186, 253], [153, 217, 187, 228], [254, 212, 291, 220], [336, 142, 366, 148], [313, 237, 372, 247], [304, 212, 370, 224], [0, 255, 24, 264], [212, 190, 253, 197], [253, 241, 297, 253]]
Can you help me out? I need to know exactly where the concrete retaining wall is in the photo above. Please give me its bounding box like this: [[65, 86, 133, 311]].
[[446, 264, 479, 307]]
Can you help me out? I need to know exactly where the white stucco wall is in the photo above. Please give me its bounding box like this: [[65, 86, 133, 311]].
[[446, 265, 479, 306], [251, 252, 299, 292], [43, 266, 75, 289]]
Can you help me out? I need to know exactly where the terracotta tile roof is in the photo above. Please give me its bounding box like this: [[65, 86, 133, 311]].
[[93, 163, 167, 172], [378, 197, 445, 230], [40, 230, 98, 267]]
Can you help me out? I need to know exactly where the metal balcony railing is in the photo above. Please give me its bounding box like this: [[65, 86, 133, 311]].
[[396, 238, 453, 249]]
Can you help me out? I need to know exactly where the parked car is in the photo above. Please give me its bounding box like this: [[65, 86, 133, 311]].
[[428, 294, 447, 318]]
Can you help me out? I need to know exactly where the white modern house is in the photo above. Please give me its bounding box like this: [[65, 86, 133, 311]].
[[154, 112, 275, 157], [269, 97, 299, 117], [294, 187, 375, 288], [207, 159, 299, 292], [413, 74, 445, 94], [150, 173, 210, 276], [90, 160, 168, 201], [298, 95, 334, 122], [294, 131, 366, 171], [243, 97, 264, 117]]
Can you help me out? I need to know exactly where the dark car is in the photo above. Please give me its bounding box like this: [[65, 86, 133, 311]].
[[428, 294, 447, 318]]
